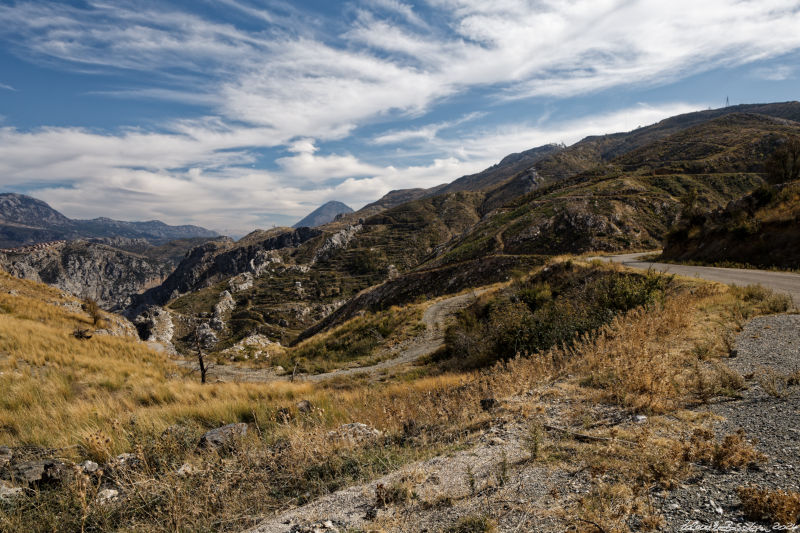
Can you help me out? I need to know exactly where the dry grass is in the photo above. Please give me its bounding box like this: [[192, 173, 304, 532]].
[[0, 263, 790, 532], [737, 486, 800, 524], [683, 429, 766, 470], [277, 304, 425, 373]]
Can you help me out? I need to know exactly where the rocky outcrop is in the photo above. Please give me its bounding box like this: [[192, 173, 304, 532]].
[[197, 423, 248, 450], [227, 272, 254, 292], [210, 290, 235, 331], [0, 240, 172, 310], [219, 334, 277, 361], [132, 306, 176, 353], [312, 224, 362, 262], [133, 227, 320, 308]]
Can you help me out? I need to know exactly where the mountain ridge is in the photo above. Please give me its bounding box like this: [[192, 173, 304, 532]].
[[0, 192, 219, 248]]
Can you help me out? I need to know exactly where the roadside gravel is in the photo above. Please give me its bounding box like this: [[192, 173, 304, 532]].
[[656, 314, 800, 531]]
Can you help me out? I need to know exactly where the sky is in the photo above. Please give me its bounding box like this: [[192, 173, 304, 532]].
[[0, 1, 799, 236]]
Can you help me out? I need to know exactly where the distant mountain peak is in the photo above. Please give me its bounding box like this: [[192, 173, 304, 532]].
[[293, 201, 354, 228]]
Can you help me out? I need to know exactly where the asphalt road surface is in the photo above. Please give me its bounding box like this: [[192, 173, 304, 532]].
[[597, 252, 800, 305]]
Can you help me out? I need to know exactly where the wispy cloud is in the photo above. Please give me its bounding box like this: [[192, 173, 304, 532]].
[[751, 64, 797, 81], [0, 0, 798, 231], [372, 112, 485, 145], [0, 82, 16, 91], [0, 102, 700, 233], [2, 0, 798, 142]]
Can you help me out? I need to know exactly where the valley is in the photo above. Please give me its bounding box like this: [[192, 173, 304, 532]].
[[2, 102, 800, 532]]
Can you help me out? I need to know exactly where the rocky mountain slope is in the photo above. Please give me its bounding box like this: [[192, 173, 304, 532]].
[[118, 102, 800, 356], [663, 179, 800, 269], [427, 111, 800, 266], [293, 201, 353, 228], [0, 240, 173, 310], [0, 193, 218, 248]]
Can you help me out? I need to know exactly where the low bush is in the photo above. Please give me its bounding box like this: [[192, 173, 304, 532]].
[[737, 486, 800, 524], [443, 262, 672, 369]]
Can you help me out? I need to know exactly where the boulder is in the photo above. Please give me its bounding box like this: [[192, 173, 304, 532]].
[[95, 487, 120, 504], [197, 423, 248, 451], [11, 460, 70, 487], [296, 400, 313, 413], [80, 460, 100, 474], [106, 453, 141, 475]]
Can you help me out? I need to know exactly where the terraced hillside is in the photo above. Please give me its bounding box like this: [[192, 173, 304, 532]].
[[429, 112, 800, 265], [123, 103, 800, 361]]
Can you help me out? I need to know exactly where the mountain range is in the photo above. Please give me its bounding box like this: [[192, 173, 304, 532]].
[[2, 101, 800, 324], [0, 193, 218, 249]]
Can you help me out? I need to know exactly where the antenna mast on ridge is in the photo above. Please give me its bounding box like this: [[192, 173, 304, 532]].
[[725, 96, 729, 107]]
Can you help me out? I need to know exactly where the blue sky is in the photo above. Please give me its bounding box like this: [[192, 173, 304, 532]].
[[0, 0, 799, 235]]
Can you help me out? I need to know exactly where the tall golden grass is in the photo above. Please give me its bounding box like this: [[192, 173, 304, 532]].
[[0, 264, 792, 532]]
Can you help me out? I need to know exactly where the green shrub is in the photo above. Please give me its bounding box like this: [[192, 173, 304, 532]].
[[444, 263, 671, 369]]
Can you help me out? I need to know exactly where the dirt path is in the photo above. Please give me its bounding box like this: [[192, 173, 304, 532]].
[[596, 252, 800, 303], [244, 418, 577, 533], [174, 288, 491, 384]]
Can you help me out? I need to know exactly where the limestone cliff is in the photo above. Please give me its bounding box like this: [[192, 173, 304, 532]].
[[0, 240, 172, 310]]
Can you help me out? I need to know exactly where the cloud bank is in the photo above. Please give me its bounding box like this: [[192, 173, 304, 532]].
[[0, 0, 798, 233]]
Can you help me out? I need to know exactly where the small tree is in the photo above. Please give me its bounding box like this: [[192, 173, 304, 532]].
[[82, 298, 106, 328], [188, 317, 215, 384], [765, 136, 800, 185]]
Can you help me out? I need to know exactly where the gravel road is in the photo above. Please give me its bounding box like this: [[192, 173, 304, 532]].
[[175, 288, 490, 384]]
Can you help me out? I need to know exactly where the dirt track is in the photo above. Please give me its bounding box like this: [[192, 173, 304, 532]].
[[175, 288, 490, 384]]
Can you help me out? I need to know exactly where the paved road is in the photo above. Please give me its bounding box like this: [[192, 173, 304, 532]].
[[597, 252, 800, 305]]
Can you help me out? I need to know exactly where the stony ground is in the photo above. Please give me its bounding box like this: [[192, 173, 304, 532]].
[[243, 313, 800, 533], [655, 314, 800, 531]]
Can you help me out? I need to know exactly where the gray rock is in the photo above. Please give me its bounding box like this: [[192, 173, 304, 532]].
[[195, 322, 219, 350], [297, 400, 313, 413], [328, 423, 382, 443], [197, 423, 248, 450], [107, 453, 141, 472], [0, 240, 172, 311], [95, 487, 120, 503], [214, 290, 236, 317], [132, 306, 176, 353], [11, 460, 70, 487], [312, 225, 362, 263], [80, 460, 100, 474], [0, 480, 23, 501]]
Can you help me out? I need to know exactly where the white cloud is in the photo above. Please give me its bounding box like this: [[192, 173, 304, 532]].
[[3, 0, 798, 142], [0, 102, 700, 234], [0, 1, 798, 231], [372, 112, 484, 145], [751, 64, 797, 81], [0, 82, 15, 91]]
